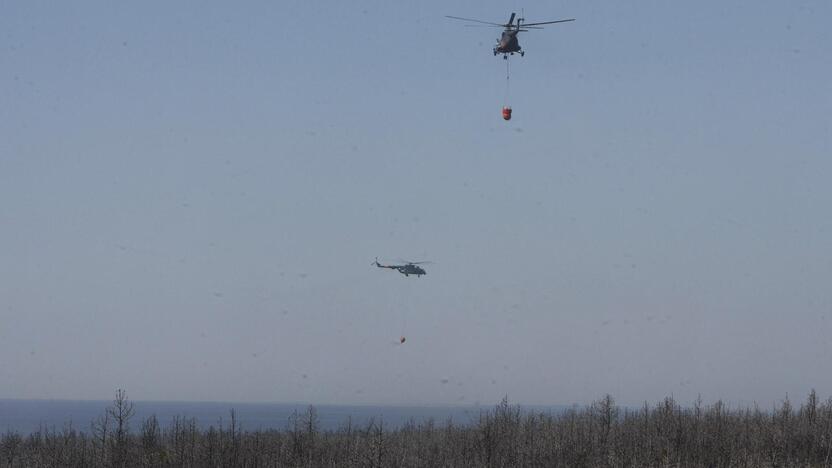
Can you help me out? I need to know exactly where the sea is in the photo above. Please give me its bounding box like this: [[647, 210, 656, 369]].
[[0, 400, 567, 435]]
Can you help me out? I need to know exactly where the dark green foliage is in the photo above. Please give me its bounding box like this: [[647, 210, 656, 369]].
[[3, 391, 832, 467]]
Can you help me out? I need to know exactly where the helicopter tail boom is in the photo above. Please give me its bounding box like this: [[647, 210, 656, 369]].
[[373, 257, 396, 269]]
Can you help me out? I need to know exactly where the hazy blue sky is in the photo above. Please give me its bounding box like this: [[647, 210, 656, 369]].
[[1, 0, 830, 406]]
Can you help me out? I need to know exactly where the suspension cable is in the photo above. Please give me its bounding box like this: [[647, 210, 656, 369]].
[[504, 57, 511, 106]]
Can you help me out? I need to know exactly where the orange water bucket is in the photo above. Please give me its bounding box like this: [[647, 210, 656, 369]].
[[501, 106, 512, 120]]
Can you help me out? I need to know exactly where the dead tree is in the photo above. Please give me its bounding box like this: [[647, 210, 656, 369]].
[[107, 388, 135, 467]]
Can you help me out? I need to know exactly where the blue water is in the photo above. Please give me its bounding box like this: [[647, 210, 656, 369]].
[[0, 400, 564, 435]]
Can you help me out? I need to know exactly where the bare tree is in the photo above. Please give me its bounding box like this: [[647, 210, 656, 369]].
[[90, 411, 110, 466], [107, 388, 135, 467], [140, 414, 162, 466]]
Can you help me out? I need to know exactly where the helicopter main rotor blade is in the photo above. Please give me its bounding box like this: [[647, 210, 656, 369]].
[[394, 257, 435, 265], [521, 18, 575, 27], [463, 24, 506, 28], [445, 15, 505, 27]]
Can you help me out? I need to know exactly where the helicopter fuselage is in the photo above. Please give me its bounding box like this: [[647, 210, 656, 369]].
[[396, 264, 426, 277], [495, 30, 521, 54]]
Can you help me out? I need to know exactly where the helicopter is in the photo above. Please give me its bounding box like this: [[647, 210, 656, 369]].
[[373, 258, 430, 277], [446, 12, 575, 59]]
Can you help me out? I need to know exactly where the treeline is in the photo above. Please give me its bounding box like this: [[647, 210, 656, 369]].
[[3, 390, 832, 467]]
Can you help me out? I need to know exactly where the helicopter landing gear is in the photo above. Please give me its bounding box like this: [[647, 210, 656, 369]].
[[503, 54, 508, 60], [520, 51, 525, 57]]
